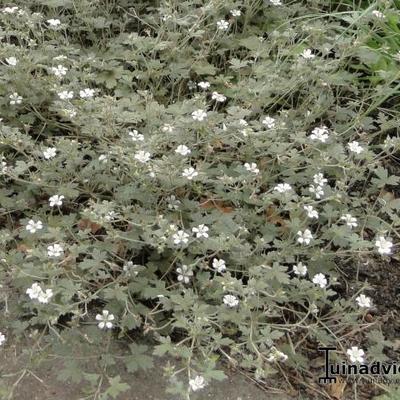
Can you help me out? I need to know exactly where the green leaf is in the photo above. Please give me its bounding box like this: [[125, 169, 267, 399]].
[[205, 369, 226, 381], [103, 376, 130, 399], [57, 360, 84, 384], [153, 336, 172, 356], [192, 61, 216, 75], [124, 344, 153, 372], [372, 167, 400, 188]]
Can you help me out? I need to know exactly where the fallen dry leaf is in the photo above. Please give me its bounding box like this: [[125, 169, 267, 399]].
[[327, 377, 347, 399], [265, 205, 285, 225], [78, 219, 103, 234], [199, 198, 235, 213], [16, 244, 31, 253], [364, 313, 374, 323]]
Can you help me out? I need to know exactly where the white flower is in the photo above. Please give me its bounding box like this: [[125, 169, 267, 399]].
[[383, 136, 398, 149], [182, 167, 198, 180], [300, 49, 315, 60], [312, 273, 327, 288], [244, 162, 259, 175], [37, 288, 54, 304], [266, 347, 288, 362], [47, 243, 64, 258], [262, 116, 276, 128], [168, 224, 178, 233], [79, 88, 95, 98], [239, 119, 247, 131], [51, 65, 67, 78], [176, 265, 193, 284], [26, 283, 43, 300], [2, 6, 19, 14], [175, 145, 191, 156], [161, 14, 172, 22], [104, 210, 117, 221], [293, 262, 307, 276], [356, 294, 372, 308], [172, 230, 190, 245], [375, 236, 393, 255], [310, 126, 329, 142], [274, 183, 292, 193], [47, 18, 61, 27], [198, 81, 210, 90], [26, 219, 43, 233], [192, 224, 209, 238], [309, 185, 324, 199], [297, 229, 313, 245], [241, 127, 254, 137], [192, 109, 207, 121], [63, 107, 77, 118], [26, 283, 53, 304], [0, 332, 5, 346], [348, 141, 364, 154], [49, 194, 64, 207], [128, 130, 144, 141], [167, 195, 181, 210], [372, 10, 385, 19], [134, 151, 151, 163], [347, 346, 365, 363], [9, 92, 22, 105], [0, 160, 7, 174], [162, 124, 174, 133], [189, 376, 206, 392], [216, 19, 229, 31], [211, 92, 226, 102], [123, 261, 139, 276], [5, 57, 18, 66], [230, 9, 241, 17], [57, 90, 73, 100], [303, 205, 318, 219], [223, 294, 239, 307], [313, 173, 327, 187], [188, 80, 197, 90], [98, 154, 108, 163], [341, 214, 358, 228], [95, 310, 115, 329], [43, 147, 57, 159], [310, 303, 319, 315], [270, 0, 282, 5], [212, 258, 226, 273]]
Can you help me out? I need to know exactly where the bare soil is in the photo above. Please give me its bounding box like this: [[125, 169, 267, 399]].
[[0, 343, 292, 400]]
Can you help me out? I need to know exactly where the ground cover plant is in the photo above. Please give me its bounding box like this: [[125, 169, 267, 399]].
[[0, 0, 399, 398]]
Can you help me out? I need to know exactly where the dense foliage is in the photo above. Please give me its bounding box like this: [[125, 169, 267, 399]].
[[0, 0, 399, 398]]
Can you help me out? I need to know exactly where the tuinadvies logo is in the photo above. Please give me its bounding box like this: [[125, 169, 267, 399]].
[[318, 347, 400, 384]]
